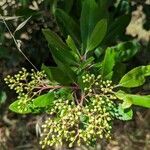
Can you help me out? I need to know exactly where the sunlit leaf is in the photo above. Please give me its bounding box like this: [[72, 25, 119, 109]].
[[115, 90, 150, 108], [33, 92, 54, 108], [117, 104, 133, 121], [9, 100, 31, 114], [119, 65, 150, 87]]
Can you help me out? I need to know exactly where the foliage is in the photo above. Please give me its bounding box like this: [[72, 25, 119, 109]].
[[4, 0, 150, 149]]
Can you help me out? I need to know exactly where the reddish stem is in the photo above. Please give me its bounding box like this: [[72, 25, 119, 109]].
[[35, 85, 79, 90]]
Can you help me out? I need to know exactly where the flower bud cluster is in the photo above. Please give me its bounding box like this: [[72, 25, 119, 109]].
[[5, 68, 29, 94], [17, 94, 31, 113], [79, 96, 114, 145], [4, 68, 47, 112], [82, 74, 115, 96], [82, 73, 118, 117], [40, 99, 81, 149], [40, 94, 115, 149]]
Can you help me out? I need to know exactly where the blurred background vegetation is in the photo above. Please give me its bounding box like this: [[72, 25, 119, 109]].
[[0, 0, 150, 149]]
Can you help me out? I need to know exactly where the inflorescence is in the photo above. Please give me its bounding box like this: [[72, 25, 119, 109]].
[[4, 68, 47, 112], [40, 73, 119, 149], [5, 70, 119, 148]]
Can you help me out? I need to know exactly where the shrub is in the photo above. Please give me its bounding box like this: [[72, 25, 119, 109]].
[[4, 0, 150, 149]]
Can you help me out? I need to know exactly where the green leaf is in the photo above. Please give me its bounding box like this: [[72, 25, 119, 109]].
[[33, 92, 54, 108], [41, 64, 53, 80], [66, 35, 80, 59], [42, 64, 73, 84], [62, 0, 74, 13], [117, 104, 133, 121], [42, 29, 70, 52], [129, 95, 150, 108], [119, 65, 150, 88], [80, 0, 100, 51], [115, 91, 132, 109], [115, 41, 140, 62], [47, 42, 78, 66], [9, 100, 31, 114], [48, 40, 77, 80], [87, 19, 107, 51], [94, 47, 104, 58], [122, 99, 132, 109], [97, 0, 109, 7], [55, 59, 77, 82], [45, 47, 77, 82], [104, 15, 131, 44], [115, 91, 150, 108], [112, 63, 126, 83], [97, 41, 139, 81], [56, 88, 72, 99], [55, 9, 81, 45], [116, 0, 130, 14], [101, 47, 116, 80], [100, 41, 139, 82], [77, 57, 95, 74], [0, 91, 7, 104]]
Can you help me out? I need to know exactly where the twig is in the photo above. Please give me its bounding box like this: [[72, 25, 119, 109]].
[[35, 85, 79, 90], [80, 92, 85, 105], [0, 14, 38, 71], [73, 91, 80, 105]]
